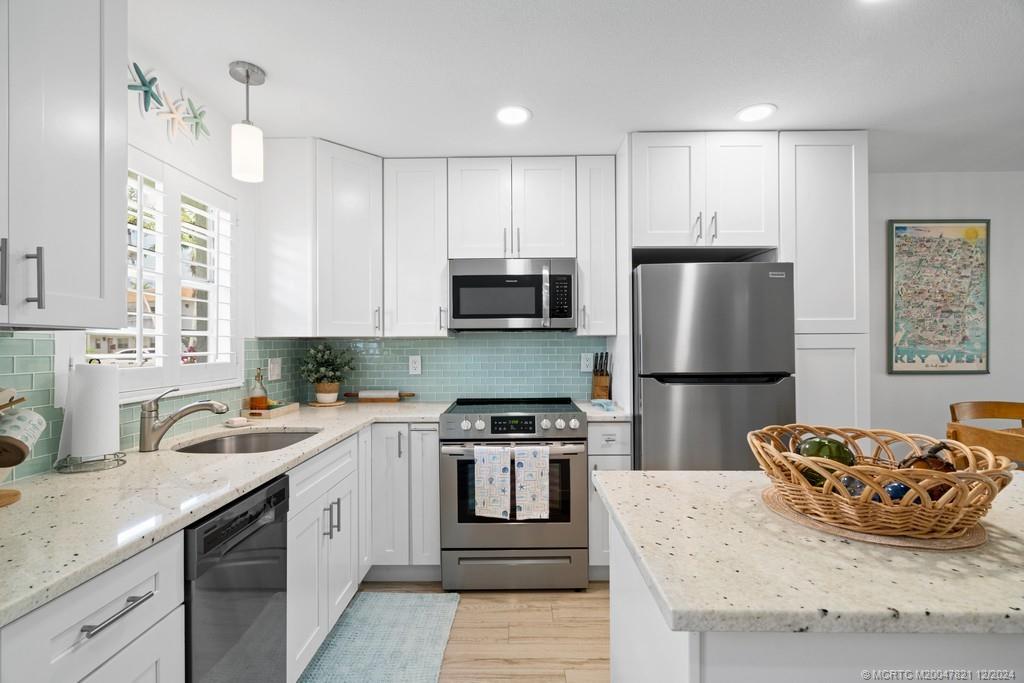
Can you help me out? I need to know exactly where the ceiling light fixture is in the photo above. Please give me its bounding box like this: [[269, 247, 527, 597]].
[[734, 103, 778, 123], [496, 105, 532, 126], [229, 60, 267, 183]]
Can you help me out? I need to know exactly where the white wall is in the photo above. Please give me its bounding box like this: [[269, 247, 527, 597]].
[[868, 172, 1024, 436]]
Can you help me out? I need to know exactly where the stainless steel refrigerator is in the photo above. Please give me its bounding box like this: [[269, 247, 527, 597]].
[[633, 262, 796, 470]]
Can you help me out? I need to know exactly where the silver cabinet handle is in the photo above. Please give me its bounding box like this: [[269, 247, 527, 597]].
[[324, 504, 335, 539], [81, 591, 154, 639], [332, 498, 342, 532], [0, 238, 7, 306], [374, 306, 381, 332], [503, 228, 507, 256], [711, 211, 718, 242], [439, 306, 447, 330], [694, 211, 703, 242], [592, 463, 598, 493], [516, 228, 521, 256], [25, 246, 45, 309], [580, 304, 587, 329], [397, 431, 403, 458]]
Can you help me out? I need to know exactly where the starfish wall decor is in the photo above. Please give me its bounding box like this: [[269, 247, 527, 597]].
[[128, 60, 213, 144], [157, 88, 190, 140], [128, 62, 163, 112], [184, 98, 210, 140]]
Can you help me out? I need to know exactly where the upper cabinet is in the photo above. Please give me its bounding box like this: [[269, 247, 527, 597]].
[[384, 158, 448, 337], [511, 157, 576, 257], [576, 156, 616, 336], [630, 131, 778, 249], [2, 0, 126, 329], [779, 131, 869, 334], [257, 138, 384, 337], [447, 157, 512, 258], [449, 156, 577, 258]]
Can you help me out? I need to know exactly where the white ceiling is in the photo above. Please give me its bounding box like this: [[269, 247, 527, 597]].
[[131, 0, 1024, 172]]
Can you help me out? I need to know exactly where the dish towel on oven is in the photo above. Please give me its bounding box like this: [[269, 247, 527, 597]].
[[513, 445, 550, 520], [473, 446, 511, 519]]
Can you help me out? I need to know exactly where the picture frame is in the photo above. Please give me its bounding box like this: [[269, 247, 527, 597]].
[[887, 219, 990, 375]]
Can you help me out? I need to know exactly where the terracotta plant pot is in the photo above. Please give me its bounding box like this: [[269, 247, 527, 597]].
[[314, 382, 340, 404]]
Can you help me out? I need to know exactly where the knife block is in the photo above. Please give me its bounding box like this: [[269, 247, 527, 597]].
[[591, 375, 611, 400]]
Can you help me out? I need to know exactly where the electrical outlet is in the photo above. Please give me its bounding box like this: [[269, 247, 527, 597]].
[[580, 352, 594, 373], [408, 355, 422, 376], [267, 357, 282, 381]]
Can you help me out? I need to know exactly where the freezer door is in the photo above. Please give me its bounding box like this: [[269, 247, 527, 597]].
[[637, 376, 795, 470], [635, 262, 795, 375]]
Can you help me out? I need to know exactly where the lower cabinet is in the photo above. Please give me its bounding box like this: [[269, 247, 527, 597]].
[[409, 426, 441, 566], [326, 474, 359, 626], [588, 455, 632, 567], [81, 606, 185, 683], [795, 334, 871, 428]]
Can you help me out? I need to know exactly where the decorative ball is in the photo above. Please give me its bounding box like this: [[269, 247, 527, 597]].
[[796, 436, 857, 487], [839, 475, 866, 497]]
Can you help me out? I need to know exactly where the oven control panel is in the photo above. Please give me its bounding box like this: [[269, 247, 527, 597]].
[[440, 412, 587, 440], [491, 415, 535, 434]]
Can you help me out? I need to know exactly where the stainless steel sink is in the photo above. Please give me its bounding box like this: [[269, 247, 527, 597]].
[[175, 431, 317, 454]]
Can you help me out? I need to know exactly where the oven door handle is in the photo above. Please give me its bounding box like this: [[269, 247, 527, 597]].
[[440, 444, 585, 456]]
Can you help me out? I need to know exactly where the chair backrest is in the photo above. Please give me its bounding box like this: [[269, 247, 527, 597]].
[[949, 401, 1024, 425]]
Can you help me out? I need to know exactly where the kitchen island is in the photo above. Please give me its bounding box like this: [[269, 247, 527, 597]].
[[593, 470, 1024, 682]]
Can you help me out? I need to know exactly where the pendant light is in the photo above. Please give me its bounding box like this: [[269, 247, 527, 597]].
[[229, 61, 267, 183]]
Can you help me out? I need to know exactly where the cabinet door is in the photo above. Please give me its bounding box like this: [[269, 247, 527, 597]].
[[383, 158, 448, 337], [0, 0, 8, 323], [409, 426, 441, 566], [81, 606, 185, 683], [326, 474, 359, 625], [8, 0, 127, 328], [286, 496, 330, 683], [795, 334, 870, 428], [589, 455, 632, 567], [357, 426, 372, 581], [370, 423, 410, 565], [447, 157, 511, 258], [780, 131, 869, 334], [512, 157, 576, 257], [705, 131, 779, 247], [631, 132, 706, 247], [576, 156, 616, 336], [316, 140, 383, 336]]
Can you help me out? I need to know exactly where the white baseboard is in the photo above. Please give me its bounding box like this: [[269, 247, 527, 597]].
[[588, 565, 609, 580], [364, 565, 442, 582]]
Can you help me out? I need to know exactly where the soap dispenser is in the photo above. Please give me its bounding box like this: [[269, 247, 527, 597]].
[[248, 367, 269, 410]]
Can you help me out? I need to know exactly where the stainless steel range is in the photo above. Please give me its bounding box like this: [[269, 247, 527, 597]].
[[439, 398, 589, 590]]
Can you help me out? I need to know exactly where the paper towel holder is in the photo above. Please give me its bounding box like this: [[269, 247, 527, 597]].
[[55, 451, 126, 474]]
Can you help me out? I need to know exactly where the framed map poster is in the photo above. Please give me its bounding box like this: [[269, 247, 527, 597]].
[[887, 219, 989, 374]]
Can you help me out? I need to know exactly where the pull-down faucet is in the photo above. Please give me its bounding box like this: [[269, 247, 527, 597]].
[[139, 388, 228, 452]]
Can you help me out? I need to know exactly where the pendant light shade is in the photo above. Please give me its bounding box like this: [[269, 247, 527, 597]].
[[228, 61, 267, 184], [231, 122, 264, 183]]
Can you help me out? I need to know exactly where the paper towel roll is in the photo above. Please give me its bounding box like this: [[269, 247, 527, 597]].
[[67, 363, 120, 460]]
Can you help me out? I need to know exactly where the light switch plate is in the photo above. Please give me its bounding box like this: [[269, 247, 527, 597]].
[[409, 355, 422, 375], [580, 352, 594, 373], [267, 357, 282, 381]]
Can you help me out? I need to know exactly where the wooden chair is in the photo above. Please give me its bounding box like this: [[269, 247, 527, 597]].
[[947, 401, 1024, 464]]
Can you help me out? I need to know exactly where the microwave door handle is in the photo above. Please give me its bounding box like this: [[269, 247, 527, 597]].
[[541, 263, 551, 328]]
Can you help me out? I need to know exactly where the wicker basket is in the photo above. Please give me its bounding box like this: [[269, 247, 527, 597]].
[[748, 424, 1016, 539]]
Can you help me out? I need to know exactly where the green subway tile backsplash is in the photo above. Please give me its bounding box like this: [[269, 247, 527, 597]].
[[0, 331, 607, 483]]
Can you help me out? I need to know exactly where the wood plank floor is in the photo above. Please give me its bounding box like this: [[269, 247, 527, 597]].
[[360, 581, 610, 682]]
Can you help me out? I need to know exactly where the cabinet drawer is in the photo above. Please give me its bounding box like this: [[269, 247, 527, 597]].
[[0, 532, 184, 683], [81, 605, 184, 683], [588, 423, 631, 455], [289, 435, 358, 515]]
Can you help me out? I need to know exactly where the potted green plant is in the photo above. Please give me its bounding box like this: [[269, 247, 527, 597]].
[[300, 343, 354, 404]]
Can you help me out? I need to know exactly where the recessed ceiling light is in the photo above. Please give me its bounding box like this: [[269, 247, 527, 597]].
[[497, 105, 532, 126], [734, 103, 778, 123]]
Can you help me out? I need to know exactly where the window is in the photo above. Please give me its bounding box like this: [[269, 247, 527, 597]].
[[86, 148, 241, 397]]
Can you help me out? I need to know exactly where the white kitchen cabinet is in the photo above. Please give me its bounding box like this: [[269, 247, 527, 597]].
[[576, 156, 617, 336], [384, 158, 448, 337], [0, 0, 8, 325], [511, 157, 577, 257], [4, 0, 126, 328], [371, 423, 411, 565], [358, 426, 372, 581], [630, 132, 706, 247], [81, 606, 185, 683], [447, 157, 512, 258], [286, 491, 330, 683], [316, 140, 384, 336], [795, 334, 870, 428], [780, 131, 869, 334], [589, 454, 632, 567], [705, 132, 779, 247], [326, 473, 359, 626], [409, 425, 441, 566]]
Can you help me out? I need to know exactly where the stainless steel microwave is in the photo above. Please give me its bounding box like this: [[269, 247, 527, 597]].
[[448, 258, 576, 331]]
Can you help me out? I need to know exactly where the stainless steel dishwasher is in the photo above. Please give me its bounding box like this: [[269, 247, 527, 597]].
[[185, 476, 288, 683]]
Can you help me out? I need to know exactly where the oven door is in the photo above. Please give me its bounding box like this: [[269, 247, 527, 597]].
[[439, 441, 588, 550], [448, 258, 576, 330]]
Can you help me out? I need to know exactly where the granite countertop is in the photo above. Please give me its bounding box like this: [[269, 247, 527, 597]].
[[593, 470, 1024, 634], [0, 401, 449, 630], [578, 401, 631, 422]]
